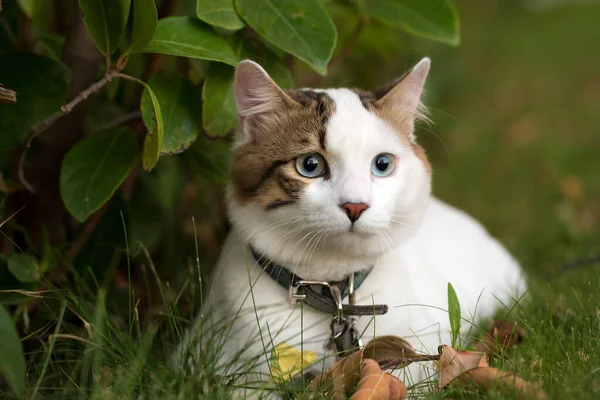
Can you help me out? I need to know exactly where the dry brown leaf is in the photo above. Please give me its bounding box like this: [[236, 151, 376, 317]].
[[308, 336, 417, 399], [437, 345, 489, 389], [350, 359, 407, 400], [437, 345, 546, 399], [455, 367, 546, 400], [474, 320, 526, 355]]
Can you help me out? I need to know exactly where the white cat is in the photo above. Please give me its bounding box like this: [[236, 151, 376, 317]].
[[179, 58, 526, 396]]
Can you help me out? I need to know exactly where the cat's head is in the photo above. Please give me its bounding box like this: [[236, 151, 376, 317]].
[[227, 58, 432, 277]]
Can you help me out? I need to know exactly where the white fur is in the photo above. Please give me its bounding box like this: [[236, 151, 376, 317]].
[[178, 68, 527, 397]]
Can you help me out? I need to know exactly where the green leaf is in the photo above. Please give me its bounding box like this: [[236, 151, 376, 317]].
[[0, 305, 25, 396], [78, 0, 131, 55], [17, 0, 53, 31], [60, 128, 137, 222], [360, 0, 459, 46], [197, 0, 245, 30], [262, 49, 294, 89], [142, 16, 239, 66], [0, 52, 70, 156], [7, 254, 40, 283], [190, 138, 232, 184], [138, 81, 164, 170], [235, 0, 337, 75], [202, 63, 237, 137], [126, 0, 158, 54], [141, 72, 201, 154], [447, 282, 461, 348], [230, 35, 294, 88]]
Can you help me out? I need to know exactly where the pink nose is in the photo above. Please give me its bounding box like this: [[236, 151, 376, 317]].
[[340, 202, 369, 222]]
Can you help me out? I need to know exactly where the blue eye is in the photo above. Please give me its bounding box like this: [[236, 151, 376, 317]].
[[371, 153, 396, 177], [295, 154, 326, 178]]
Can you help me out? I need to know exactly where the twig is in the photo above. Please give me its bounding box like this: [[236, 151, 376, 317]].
[[379, 354, 440, 370], [90, 110, 142, 133], [0, 85, 16, 103], [17, 69, 130, 193]]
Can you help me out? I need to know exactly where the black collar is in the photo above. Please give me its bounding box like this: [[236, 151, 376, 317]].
[[250, 246, 388, 316]]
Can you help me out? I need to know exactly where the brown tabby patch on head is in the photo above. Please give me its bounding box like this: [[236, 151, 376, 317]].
[[351, 88, 432, 174], [231, 90, 335, 210]]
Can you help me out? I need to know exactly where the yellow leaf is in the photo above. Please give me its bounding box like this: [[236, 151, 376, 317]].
[[269, 342, 317, 381]]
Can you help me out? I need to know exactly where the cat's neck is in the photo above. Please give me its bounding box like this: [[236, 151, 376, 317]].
[[234, 228, 389, 282]]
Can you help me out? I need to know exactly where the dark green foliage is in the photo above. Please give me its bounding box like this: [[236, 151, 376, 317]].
[[235, 0, 337, 75], [141, 72, 202, 153], [142, 16, 240, 65], [78, 0, 132, 56], [60, 128, 137, 222], [197, 0, 245, 31], [0, 52, 70, 162], [0, 305, 25, 397]]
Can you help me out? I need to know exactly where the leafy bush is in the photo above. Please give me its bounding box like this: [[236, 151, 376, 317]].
[[0, 0, 458, 396]]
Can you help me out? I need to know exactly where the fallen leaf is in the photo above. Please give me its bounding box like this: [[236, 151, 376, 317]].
[[308, 336, 418, 399], [437, 345, 546, 399], [269, 342, 318, 380], [350, 359, 406, 400], [437, 345, 489, 389], [474, 320, 526, 355], [455, 367, 546, 400]]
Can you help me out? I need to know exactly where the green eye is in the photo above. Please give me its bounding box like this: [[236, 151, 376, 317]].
[[295, 154, 326, 178], [371, 153, 396, 177]]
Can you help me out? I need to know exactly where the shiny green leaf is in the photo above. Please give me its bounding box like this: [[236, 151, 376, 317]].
[[142, 16, 239, 66], [361, 0, 459, 45], [126, 0, 158, 54], [197, 0, 245, 30], [141, 72, 201, 154], [60, 128, 137, 222], [78, 0, 131, 55], [235, 0, 337, 75]]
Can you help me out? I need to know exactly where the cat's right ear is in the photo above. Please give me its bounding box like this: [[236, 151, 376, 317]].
[[234, 60, 290, 135]]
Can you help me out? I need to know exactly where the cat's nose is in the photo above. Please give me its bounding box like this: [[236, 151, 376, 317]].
[[339, 202, 369, 223]]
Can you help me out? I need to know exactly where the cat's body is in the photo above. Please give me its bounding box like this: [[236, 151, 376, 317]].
[[180, 58, 526, 394]]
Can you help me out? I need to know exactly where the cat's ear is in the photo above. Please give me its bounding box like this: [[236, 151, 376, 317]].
[[375, 57, 430, 123], [234, 60, 291, 133]]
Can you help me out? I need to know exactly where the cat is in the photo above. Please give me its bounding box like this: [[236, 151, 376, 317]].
[[178, 58, 526, 397]]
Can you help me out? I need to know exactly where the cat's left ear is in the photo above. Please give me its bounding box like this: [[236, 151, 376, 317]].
[[375, 58, 431, 129]]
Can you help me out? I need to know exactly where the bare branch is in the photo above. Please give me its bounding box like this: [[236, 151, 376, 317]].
[[17, 70, 139, 193]]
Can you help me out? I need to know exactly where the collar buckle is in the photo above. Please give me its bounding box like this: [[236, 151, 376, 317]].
[[288, 280, 330, 305]]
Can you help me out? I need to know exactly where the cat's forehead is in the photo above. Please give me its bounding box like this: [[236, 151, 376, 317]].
[[318, 89, 406, 155]]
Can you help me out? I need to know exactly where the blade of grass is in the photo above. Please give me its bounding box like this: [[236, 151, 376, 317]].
[[31, 298, 67, 399]]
